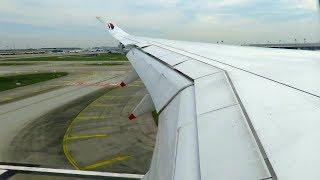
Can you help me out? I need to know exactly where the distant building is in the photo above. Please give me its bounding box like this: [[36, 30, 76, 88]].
[[41, 47, 82, 54], [0, 47, 83, 56], [249, 43, 320, 50], [1, 46, 126, 56], [83, 46, 124, 55]]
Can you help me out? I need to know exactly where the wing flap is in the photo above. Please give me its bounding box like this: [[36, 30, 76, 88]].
[[145, 86, 200, 180], [195, 72, 272, 179], [143, 46, 173, 58], [197, 104, 271, 180], [143, 45, 191, 66], [126, 48, 192, 112], [194, 72, 238, 115], [175, 60, 222, 80]]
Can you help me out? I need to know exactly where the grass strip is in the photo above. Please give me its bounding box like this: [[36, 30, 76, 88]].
[[0, 72, 68, 91], [152, 110, 159, 126], [0, 62, 35, 66], [85, 62, 124, 66]]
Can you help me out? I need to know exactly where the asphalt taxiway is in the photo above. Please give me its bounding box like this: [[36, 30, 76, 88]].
[[0, 60, 156, 179]]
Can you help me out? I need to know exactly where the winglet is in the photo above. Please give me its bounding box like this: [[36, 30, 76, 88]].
[[96, 17, 104, 24], [96, 16, 132, 45], [96, 17, 129, 35], [96, 17, 115, 30]]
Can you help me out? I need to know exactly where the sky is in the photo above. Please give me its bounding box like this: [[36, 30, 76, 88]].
[[0, 0, 319, 49]]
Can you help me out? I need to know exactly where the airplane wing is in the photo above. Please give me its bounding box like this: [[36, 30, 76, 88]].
[[97, 17, 320, 180]]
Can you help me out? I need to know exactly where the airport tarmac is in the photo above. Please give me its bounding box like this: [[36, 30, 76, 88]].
[[0, 60, 156, 179]]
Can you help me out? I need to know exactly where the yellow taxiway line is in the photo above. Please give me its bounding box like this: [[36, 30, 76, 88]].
[[91, 104, 114, 107], [62, 92, 105, 170], [75, 116, 110, 120], [128, 85, 141, 87], [62, 119, 81, 170], [62, 85, 138, 171], [103, 95, 125, 98], [0, 97, 13, 101], [66, 134, 108, 141], [83, 155, 130, 170], [91, 103, 123, 107]]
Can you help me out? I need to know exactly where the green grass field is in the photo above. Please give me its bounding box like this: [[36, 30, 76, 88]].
[[0, 62, 35, 66], [152, 110, 159, 126], [85, 62, 124, 66], [0, 72, 68, 92], [5, 53, 128, 62]]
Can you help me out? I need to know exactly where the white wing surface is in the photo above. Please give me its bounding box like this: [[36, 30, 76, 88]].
[[98, 18, 320, 180]]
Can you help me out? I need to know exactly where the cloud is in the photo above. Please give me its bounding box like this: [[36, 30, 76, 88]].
[[288, 0, 319, 10], [0, 0, 319, 48]]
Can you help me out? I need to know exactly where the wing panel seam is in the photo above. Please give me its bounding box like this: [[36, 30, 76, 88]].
[[224, 72, 278, 180], [158, 84, 194, 113], [198, 103, 238, 116], [139, 48, 194, 82]]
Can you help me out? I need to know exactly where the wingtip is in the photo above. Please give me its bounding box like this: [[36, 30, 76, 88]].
[[96, 16, 104, 23]]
